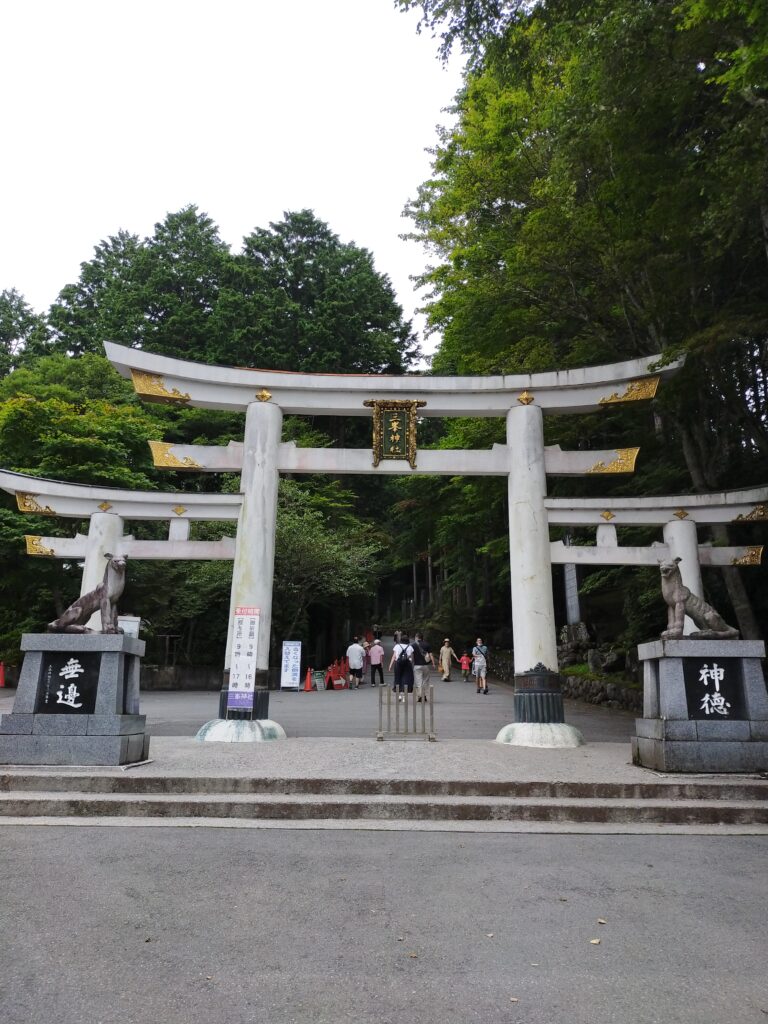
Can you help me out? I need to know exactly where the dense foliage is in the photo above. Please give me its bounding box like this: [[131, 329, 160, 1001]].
[[0, 211, 413, 665], [392, 0, 768, 645], [1, 1, 766, 668]]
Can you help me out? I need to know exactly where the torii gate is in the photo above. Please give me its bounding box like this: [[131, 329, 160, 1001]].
[[5, 463, 764, 740], [8, 469, 763, 630], [98, 340, 692, 741]]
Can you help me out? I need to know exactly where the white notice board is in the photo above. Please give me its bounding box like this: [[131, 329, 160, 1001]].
[[280, 640, 302, 689]]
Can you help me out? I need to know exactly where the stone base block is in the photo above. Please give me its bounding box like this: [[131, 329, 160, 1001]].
[[0, 732, 149, 766], [0, 633, 149, 765], [632, 721, 768, 772]]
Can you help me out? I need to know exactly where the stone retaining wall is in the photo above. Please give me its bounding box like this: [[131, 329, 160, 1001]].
[[560, 675, 642, 713], [489, 649, 642, 712], [140, 666, 221, 691]]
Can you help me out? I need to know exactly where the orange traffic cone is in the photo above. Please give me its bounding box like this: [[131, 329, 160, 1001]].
[[303, 668, 313, 692]]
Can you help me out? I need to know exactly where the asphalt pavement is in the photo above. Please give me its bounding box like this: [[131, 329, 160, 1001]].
[[132, 678, 636, 743], [1, 826, 765, 1024]]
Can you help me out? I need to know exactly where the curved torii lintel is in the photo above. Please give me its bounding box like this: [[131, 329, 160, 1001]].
[[0, 468, 241, 520], [3, 468, 767, 527], [104, 341, 683, 416], [545, 487, 768, 526]]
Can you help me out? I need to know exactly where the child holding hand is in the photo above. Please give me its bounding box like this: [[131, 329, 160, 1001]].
[[460, 651, 472, 682]]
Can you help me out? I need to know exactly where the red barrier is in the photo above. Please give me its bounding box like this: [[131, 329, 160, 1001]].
[[0, 662, 4, 687]]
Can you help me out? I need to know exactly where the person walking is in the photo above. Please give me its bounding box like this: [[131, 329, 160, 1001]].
[[438, 638, 459, 681], [412, 631, 435, 702], [346, 636, 366, 689], [459, 650, 472, 682], [472, 637, 489, 694], [389, 632, 414, 703], [368, 637, 385, 687]]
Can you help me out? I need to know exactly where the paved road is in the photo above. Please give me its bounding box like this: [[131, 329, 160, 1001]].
[[0, 826, 765, 1024], [128, 683, 636, 743]]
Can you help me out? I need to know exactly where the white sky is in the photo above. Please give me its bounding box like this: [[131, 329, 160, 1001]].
[[1, 0, 462, 356]]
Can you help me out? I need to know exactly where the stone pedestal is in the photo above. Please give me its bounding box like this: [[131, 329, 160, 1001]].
[[633, 639, 768, 772], [0, 633, 148, 765]]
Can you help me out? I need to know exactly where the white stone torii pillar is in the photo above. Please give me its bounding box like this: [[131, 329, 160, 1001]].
[[501, 403, 583, 745], [663, 518, 703, 635], [80, 512, 125, 631], [224, 400, 283, 688]]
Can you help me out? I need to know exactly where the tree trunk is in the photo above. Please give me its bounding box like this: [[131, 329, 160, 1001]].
[[680, 420, 762, 639], [710, 524, 763, 640]]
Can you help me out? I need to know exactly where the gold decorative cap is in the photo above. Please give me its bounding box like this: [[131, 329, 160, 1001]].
[[599, 377, 660, 405], [25, 535, 55, 557], [731, 545, 763, 566], [16, 492, 55, 515], [600, 510, 616, 521], [131, 369, 190, 404], [149, 441, 201, 470], [587, 448, 639, 475]]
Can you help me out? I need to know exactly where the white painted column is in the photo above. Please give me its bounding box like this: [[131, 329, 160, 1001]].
[[507, 404, 558, 674], [225, 400, 283, 679], [663, 519, 703, 635], [80, 512, 125, 630], [498, 405, 585, 742]]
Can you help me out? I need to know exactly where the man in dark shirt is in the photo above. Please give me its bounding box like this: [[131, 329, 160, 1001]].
[[412, 631, 435, 702]]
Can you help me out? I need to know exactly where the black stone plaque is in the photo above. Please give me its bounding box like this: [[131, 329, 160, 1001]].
[[683, 657, 746, 720], [35, 652, 100, 714]]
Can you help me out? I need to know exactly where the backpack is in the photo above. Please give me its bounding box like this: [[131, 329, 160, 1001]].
[[397, 644, 411, 665]]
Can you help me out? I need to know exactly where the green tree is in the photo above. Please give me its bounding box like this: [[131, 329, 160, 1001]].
[[401, 0, 768, 640], [214, 210, 419, 373], [0, 289, 50, 378], [49, 209, 232, 362]]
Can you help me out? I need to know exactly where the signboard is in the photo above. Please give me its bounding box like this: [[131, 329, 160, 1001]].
[[35, 653, 100, 714], [280, 640, 302, 690], [683, 657, 746, 720], [364, 399, 426, 470], [227, 606, 260, 712]]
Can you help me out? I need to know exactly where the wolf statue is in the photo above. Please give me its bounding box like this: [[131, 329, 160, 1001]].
[[48, 554, 127, 634], [659, 557, 739, 641]]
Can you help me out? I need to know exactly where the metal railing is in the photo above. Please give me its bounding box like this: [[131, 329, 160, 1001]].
[[377, 685, 436, 741]]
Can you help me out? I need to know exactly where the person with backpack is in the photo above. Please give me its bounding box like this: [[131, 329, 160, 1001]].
[[388, 632, 414, 703], [411, 631, 435, 703]]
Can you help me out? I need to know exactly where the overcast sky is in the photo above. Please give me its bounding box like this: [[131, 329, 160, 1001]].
[[1, 0, 463, 355]]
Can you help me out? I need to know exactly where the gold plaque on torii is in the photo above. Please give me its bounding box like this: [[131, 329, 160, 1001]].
[[363, 399, 426, 469]]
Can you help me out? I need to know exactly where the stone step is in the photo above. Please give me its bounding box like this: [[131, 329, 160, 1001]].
[[1, 790, 767, 825], [1, 772, 767, 801]]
